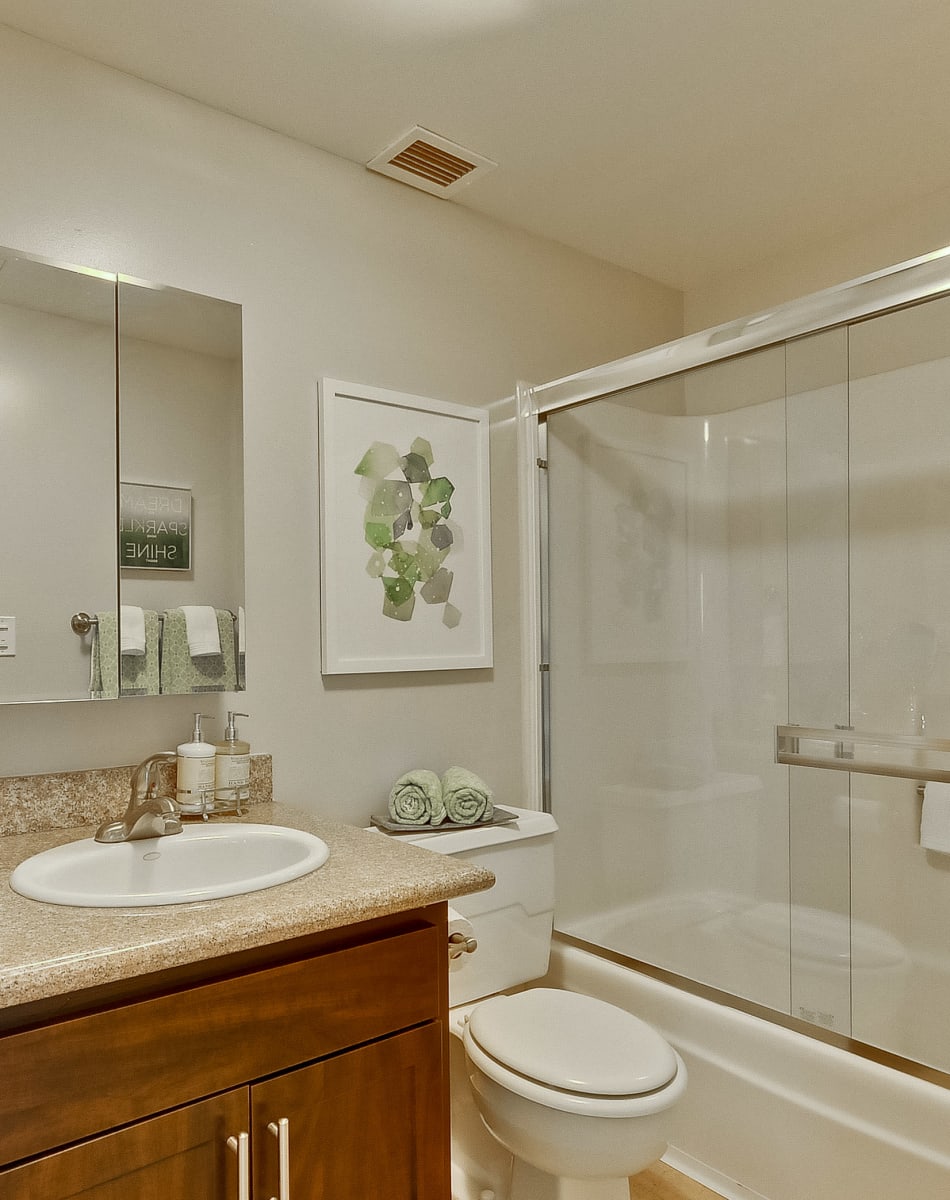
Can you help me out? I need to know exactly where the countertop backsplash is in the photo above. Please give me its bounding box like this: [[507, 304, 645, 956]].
[[0, 755, 273, 837]]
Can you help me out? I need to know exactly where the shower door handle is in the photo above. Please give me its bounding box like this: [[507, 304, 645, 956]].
[[776, 724, 950, 783]]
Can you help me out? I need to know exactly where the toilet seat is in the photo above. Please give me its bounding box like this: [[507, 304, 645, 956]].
[[462, 988, 684, 1118]]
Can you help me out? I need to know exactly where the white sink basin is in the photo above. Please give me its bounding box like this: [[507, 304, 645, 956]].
[[9, 823, 330, 907]]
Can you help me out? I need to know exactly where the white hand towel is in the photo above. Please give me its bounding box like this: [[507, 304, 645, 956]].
[[920, 781, 950, 853], [179, 606, 221, 657], [237, 605, 246, 654], [120, 605, 146, 656]]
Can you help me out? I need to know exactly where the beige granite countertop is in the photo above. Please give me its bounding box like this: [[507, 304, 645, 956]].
[[0, 803, 494, 1011]]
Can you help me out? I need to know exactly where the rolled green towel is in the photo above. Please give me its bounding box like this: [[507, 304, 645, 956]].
[[442, 766, 493, 825], [388, 769, 446, 825]]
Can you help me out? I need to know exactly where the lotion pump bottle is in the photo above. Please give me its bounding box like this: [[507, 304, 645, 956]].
[[215, 711, 250, 813], [177, 712, 216, 815]]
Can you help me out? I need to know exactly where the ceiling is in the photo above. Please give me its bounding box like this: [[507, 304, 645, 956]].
[[3, 0, 950, 292]]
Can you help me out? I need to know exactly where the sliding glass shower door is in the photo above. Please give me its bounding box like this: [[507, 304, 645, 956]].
[[547, 345, 793, 1014], [545, 297, 950, 1075], [846, 296, 950, 1068]]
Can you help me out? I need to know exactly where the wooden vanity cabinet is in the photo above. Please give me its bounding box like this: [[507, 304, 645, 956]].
[[0, 904, 450, 1199], [251, 1021, 445, 1200], [0, 1088, 248, 1199]]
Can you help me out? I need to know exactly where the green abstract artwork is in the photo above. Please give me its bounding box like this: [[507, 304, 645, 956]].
[[355, 437, 460, 625]]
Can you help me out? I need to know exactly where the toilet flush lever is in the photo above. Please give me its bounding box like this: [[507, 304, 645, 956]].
[[448, 931, 478, 959]]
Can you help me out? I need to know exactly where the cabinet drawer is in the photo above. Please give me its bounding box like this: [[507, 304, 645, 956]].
[[1, 918, 441, 1165]]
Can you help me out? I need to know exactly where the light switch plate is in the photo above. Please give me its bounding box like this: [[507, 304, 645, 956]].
[[0, 616, 16, 656]]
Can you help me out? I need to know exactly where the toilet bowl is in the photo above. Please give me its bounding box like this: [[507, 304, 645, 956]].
[[386, 806, 687, 1200], [460, 988, 687, 1188]]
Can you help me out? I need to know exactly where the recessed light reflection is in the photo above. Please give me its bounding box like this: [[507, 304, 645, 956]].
[[338, 0, 539, 37]]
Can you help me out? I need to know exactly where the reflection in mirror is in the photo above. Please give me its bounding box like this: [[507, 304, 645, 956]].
[[0, 249, 117, 703], [0, 246, 245, 704], [117, 278, 245, 697]]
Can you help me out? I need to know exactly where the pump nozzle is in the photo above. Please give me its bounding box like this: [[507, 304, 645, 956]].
[[224, 711, 249, 739], [190, 712, 213, 742]]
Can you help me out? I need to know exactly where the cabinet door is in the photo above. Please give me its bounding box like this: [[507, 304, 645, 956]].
[[0, 1088, 248, 1200], [252, 1022, 448, 1200]]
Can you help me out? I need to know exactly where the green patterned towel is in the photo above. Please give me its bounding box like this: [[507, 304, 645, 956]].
[[441, 766, 493, 824], [160, 608, 238, 693], [93, 609, 167, 697], [92, 611, 119, 699], [388, 769, 446, 825]]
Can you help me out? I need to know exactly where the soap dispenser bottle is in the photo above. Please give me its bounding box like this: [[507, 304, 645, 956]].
[[215, 711, 250, 813], [177, 713, 216, 815]]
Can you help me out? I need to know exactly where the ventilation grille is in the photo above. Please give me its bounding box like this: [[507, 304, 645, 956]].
[[367, 126, 496, 198]]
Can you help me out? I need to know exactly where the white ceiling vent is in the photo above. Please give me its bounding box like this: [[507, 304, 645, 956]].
[[367, 126, 496, 198]]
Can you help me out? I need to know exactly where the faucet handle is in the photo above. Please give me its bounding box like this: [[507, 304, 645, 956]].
[[95, 755, 182, 843], [131, 751, 178, 800]]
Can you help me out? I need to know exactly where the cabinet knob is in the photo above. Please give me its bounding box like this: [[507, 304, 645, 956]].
[[227, 1131, 250, 1200], [267, 1116, 291, 1200]]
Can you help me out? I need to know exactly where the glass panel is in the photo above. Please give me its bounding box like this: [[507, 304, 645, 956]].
[[847, 296, 950, 1070], [548, 346, 792, 1011], [544, 282, 950, 1077], [0, 250, 117, 703]]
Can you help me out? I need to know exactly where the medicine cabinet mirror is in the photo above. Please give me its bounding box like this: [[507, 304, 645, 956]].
[[0, 245, 245, 704]]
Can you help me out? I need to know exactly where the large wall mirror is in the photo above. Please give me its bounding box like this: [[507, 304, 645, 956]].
[[0, 246, 245, 704]]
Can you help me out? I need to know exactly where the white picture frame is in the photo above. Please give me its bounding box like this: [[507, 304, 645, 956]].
[[318, 379, 493, 673]]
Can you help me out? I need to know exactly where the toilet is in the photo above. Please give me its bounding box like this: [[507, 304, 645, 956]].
[[401, 806, 687, 1200]]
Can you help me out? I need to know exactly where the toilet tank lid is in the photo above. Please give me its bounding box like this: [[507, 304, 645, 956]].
[[467, 988, 678, 1096], [398, 806, 557, 853]]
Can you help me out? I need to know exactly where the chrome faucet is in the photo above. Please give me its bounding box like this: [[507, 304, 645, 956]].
[[95, 751, 183, 843]]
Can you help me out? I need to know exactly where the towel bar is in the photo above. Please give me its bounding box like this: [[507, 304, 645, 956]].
[[71, 609, 238, 635]]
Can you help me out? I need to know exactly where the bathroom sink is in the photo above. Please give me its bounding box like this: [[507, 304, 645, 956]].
[[9, 823, 330, 907]]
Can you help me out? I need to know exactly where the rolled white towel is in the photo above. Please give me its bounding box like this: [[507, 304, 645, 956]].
[[179, 606, 221, 657], [120, 606, 146, 656]]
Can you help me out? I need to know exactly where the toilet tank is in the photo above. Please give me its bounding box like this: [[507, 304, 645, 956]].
[[404, 806, 558, 1006]]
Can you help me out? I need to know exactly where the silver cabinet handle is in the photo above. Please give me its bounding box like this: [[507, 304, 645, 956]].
[[226, 1131, 250, 1200], [267, 1116, 291, 1200]]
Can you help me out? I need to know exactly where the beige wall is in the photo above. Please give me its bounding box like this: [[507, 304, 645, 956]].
[[686, 186, 950, 332], [0, 27, 681, 823]]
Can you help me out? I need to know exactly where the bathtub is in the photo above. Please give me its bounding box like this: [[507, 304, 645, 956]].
[[546, 939, 950, 1200]]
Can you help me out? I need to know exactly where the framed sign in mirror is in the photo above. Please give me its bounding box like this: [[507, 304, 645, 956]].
[[119, 484, 192, 571]]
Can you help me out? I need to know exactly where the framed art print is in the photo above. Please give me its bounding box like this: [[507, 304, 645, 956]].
[[318, 379, 493, 673]]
